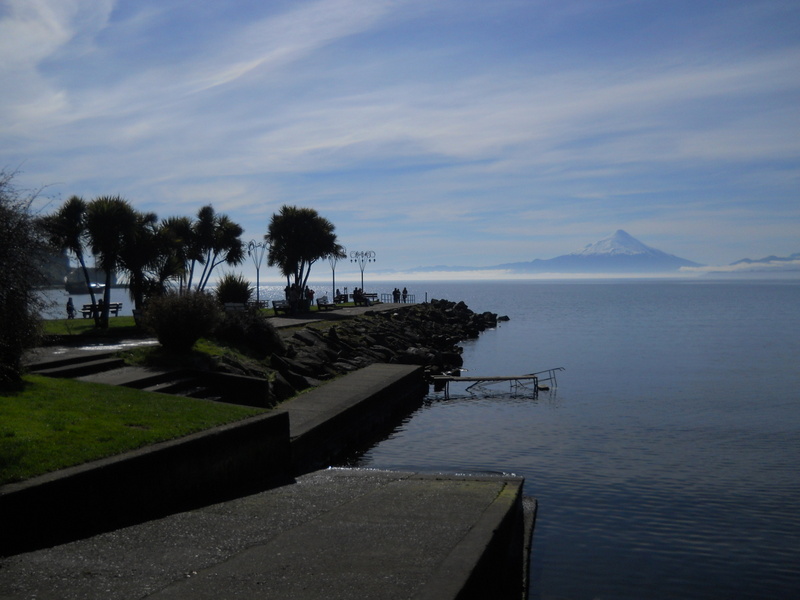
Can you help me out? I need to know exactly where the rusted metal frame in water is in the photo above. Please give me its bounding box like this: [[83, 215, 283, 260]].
[[527, 367, 565, 388], [431, 367, 565, 399], [465, 375, 539, 398]]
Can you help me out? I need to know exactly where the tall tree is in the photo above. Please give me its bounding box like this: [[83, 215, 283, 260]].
[[265, 205, 345, 290], [157, 216, 194, 294], [189, 205, 245, 291], [117, 210, 160, 311], [85, 196, 138, 328], [40, 195, 98, 307], [0, 170, 46, 383]]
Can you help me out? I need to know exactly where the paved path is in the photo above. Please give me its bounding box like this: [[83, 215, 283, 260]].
[[25, 303, 407, 367], [0, 469, 532, 599], [269, 301, 407, 329]]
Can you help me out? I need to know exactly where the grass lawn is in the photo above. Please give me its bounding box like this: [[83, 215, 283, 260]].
[[42, 315, 141, 337], [0, 375, 265, 485]]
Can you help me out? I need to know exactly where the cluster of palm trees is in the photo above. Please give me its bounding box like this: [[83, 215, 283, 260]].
[[41, 196, 244, 328], [41, 198, 346, 329]]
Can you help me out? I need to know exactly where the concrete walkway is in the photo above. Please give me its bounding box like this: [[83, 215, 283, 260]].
[[0, 469, 532, 600], [24, 302, 405, 367]]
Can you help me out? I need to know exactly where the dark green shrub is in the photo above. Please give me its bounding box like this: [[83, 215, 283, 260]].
[[213, 309, 285, 359], [0, 171, 46, 384], [142, 292, 222, 352], [215, 272, 252, 304]]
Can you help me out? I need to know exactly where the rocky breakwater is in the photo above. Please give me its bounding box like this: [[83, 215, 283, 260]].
[[269, 299, 506, 400]]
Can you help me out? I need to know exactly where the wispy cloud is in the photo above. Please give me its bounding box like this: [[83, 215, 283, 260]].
[[2, 0, 799, 271]]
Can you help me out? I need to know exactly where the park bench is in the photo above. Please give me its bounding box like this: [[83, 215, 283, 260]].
[[334, 293, 348, 304], [81, 302, 122, 318], [316, 296, 337, 311], [353, 293, 379, 306], [224, 302, 247, 313], [272, 300, 292, 315]]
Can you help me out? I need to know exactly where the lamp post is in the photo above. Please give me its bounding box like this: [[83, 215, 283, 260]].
[[247, 240, 269, 307], [329, 247, 345, 301], [350, 250, 376, 290]]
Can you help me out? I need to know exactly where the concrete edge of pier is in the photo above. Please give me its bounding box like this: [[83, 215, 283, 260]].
[[0, 469, 535, 600]]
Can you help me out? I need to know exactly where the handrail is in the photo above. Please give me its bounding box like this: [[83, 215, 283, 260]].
[[380, 293, 416, 304], [526, 367, 565, 387]]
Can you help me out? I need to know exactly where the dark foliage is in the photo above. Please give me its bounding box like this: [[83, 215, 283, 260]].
[[213, 309, 285, 359], [142, 291, 222, 352], [0, 171, 46, 384], [215, 272, 253, 304]]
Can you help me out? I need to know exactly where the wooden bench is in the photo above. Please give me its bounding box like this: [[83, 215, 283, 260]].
[[334, 294, 348, 304], [354, 293, 379, 306], [81, 302, 123, 318], [224, 302, 247, 313], [316, 296, 337, 311], [272, 300, 292, 315]]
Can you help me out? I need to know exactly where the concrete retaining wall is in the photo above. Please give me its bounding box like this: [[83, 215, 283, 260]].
[[284, 363, 428, 474], [0, 411, 291, 556]]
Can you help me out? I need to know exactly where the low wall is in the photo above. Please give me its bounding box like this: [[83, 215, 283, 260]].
[[285, 363, 428, 474], [0, 411, 291, 556]]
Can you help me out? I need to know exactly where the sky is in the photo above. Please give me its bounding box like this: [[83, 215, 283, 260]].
[[2, 0, 799, 281]]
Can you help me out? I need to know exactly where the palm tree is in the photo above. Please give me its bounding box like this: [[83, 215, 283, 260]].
[[188, 205, 245, 292], [157, 216, 194, 294], [185, 205, 215, 291], [85, 196, 138, 328], [265, 205, 346, 291], [117, 210, 160, 311], [40, 195, 98, 307]]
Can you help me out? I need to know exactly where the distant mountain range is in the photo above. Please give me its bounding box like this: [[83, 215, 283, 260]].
[[708, 252, 800, 275], [410, 230, 703, 274]]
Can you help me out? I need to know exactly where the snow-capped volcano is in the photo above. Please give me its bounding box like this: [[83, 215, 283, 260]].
[[408, 230, 702, 274], [570, 229, 664, 257], [496, 230, 702, 273]]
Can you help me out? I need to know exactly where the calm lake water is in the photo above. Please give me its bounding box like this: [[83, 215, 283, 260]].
[[344, 280, 800, 600]]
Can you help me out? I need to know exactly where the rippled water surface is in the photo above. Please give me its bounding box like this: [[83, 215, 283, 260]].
[[348, 280, 800, 600]]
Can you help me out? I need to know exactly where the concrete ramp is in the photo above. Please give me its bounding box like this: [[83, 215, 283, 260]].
[[0, 469, 533, 600]]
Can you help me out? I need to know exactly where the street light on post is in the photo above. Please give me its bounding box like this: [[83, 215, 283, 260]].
[[329, 247, 345, 301], [350, 250, 376, 291], [247, 240, 269, 307]]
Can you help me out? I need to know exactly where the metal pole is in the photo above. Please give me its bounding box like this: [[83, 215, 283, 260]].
[[248, 240, 268, 307], [350, 250, 376, 290]]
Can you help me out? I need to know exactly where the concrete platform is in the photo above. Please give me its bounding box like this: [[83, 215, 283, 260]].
[[0, 469, 533, 600]]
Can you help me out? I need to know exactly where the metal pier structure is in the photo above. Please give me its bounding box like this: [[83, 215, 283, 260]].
[[432, 367, 564, 399]]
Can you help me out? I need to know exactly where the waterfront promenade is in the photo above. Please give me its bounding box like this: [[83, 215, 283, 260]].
[[1, 303, 535, 599]]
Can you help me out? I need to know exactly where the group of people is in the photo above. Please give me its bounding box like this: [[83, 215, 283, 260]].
[[66, 297, 106, 319], [352, 287, 372, 306], [284, 283, 315, 311], [392, 287, 409, 303]]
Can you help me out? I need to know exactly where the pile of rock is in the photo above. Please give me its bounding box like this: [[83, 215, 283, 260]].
[[269, 299, 505, 400]]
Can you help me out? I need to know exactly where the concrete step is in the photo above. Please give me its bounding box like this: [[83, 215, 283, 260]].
[[141, 377, 216, 400], [31, 357, 127, 378], [25, 351, 117, 372]]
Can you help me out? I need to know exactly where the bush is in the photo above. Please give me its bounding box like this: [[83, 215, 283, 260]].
[[215, 272, 252, 304], [0, 171, 46, 384], [142, 292, 222, 352], [213, 308, 285, 359]]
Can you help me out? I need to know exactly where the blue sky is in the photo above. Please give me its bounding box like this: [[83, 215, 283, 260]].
[[2, 0, 799, 279]]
